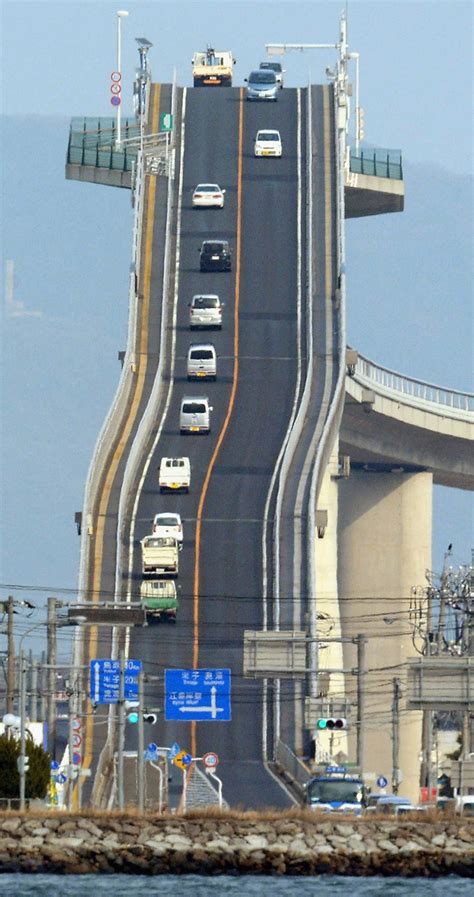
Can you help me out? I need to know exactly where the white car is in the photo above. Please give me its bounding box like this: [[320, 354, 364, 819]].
[[152, 512, 183, 543], [259, 61, 285, 88], [192, 183, 226, 208], [254, 130, 282, 157], [189, 294, 223, 329]]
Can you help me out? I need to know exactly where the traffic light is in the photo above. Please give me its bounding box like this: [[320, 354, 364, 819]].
[[316, 718, 348, 731], [125, 700, 140, 724], [143, 713, 158, 724]]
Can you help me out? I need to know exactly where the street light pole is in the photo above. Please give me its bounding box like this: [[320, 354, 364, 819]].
[[116, 10, 129, 147], [19, 650, 27, 809]]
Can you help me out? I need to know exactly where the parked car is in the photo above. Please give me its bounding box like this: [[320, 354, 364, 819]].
[[180, 396, 213, 433], [187, 343, 217, 380], [245, 70, 278, 101], [254, 129, 282, 157], [199, 240, 232, 271], [259, 60, 285, 88], [152, 512, 183, 543], [192, 183, 226, 208], [189, 294, 223, 329]]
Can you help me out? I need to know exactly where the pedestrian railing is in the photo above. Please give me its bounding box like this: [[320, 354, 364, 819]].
[[67, 117, 140, 172], [349, 148, 403, 180]]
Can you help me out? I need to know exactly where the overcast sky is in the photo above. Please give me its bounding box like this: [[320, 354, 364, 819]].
[[1, 0, 472, 653]]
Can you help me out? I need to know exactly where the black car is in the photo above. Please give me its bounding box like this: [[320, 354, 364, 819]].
[[199, 240, 232, 272]]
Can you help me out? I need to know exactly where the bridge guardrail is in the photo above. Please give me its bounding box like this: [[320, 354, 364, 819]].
[[352, 351, 474, 419], [349, 148, 403, 180]]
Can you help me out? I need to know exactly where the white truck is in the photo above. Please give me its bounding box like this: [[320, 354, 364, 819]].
[[141, 535, 179, 577], [192, 47, 235, 87], [159, 457, 191, 493]]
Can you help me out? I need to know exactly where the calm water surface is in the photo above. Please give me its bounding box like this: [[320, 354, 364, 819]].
[[0, 875, 470, 897]]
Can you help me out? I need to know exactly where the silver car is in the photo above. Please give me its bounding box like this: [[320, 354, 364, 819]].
[[187, 344, 217, 380], [245, 70, 278, 101], [189, 294, 223, 329], [179, 396, 213, 434]]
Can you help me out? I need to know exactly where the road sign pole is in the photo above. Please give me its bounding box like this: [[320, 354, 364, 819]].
[[67, 675, 75, 810], [118, 650, 126, 810], [137, 668, 145, 813]]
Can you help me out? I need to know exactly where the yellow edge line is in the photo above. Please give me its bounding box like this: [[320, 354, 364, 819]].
[[191, 89, 244, 759], [80, 85, 161, 791]]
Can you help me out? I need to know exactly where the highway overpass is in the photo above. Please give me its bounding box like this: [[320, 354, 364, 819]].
[[67, 73, 473, 809]]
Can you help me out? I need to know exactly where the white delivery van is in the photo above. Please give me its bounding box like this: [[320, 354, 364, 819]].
[[159, 457, 191, 493], [187, 344, 217, 380], [179, 396, 213, 433]]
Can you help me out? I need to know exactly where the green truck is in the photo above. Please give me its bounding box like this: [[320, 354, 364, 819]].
[[140, 580, 178, 622]]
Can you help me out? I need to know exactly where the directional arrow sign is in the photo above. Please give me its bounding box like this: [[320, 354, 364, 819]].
[[90, 659, 141, 705], [165, 669, 231, 721]]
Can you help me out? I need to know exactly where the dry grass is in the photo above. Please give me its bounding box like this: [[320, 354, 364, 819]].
[[0, 804, 469, 825]]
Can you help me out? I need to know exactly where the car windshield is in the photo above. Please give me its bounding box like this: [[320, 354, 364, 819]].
[[190, 349, 213, 359], [203, 243, 225, 253], [164, 459, 185, 467], [193, 296, 219, 308], [145, 537, 175, 547], [307, 779, 363, 804], [183, 402, 206, 414], [249, 71, 276, 85], [196, 185, 220, 193], [155, 516, 179, 527], [257, 132, 279, 141], [260, 62, 281, 73]]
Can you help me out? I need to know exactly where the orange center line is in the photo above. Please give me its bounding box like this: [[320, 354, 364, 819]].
[[191, 89, 244, 758]]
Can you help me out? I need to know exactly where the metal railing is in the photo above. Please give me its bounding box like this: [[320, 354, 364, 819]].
[[67, 117, 140, 172], [352, 350, 474, 417], [276, 739, 311, 793], [349, 148, 403, 180]]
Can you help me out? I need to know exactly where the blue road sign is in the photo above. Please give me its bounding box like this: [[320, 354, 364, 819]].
[[165, 668, 231, 721], [168, 741, 181, 761], [377, 775, 389, 788], [50, 760, 60, 771], [55, 773, 67, 785], [89, 659, 142, 705]]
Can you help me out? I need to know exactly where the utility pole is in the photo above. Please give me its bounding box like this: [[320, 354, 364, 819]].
[[118, 650, 126, 810], [47, 597, 58, 757], [137, 668, 145, 813], [7, 596, 15, 712], [356, 634, 366, 770], [392, 677, 401, 794]]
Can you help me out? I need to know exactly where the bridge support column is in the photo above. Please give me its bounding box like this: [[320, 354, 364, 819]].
[[338, 469, 432, 803]]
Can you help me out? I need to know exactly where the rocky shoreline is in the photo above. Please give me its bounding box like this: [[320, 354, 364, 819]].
[[0, 812, 473, 877]]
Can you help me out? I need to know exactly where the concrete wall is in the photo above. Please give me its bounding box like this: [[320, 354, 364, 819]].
[[337, 470, 432, 802]]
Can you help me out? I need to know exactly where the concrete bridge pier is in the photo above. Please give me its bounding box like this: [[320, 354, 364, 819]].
[[337, 469, 432, 802]]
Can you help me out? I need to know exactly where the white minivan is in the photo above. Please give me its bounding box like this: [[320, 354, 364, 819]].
[[179, 396, 213, 434], [189, 294, 223, 329], [187, 344, 217, 380]]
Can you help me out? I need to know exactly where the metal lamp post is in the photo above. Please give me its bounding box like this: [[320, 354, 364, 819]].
[[116, 10, 129, 147]]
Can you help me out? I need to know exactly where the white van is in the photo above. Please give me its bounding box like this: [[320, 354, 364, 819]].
[[189, 294, 223, 329], [180, 396, 213, 433], [187, 343, 217, 380]]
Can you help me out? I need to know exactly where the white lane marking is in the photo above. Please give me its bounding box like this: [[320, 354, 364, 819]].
[[125, 87, 188, 612], [261, 88, 303, 772]]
